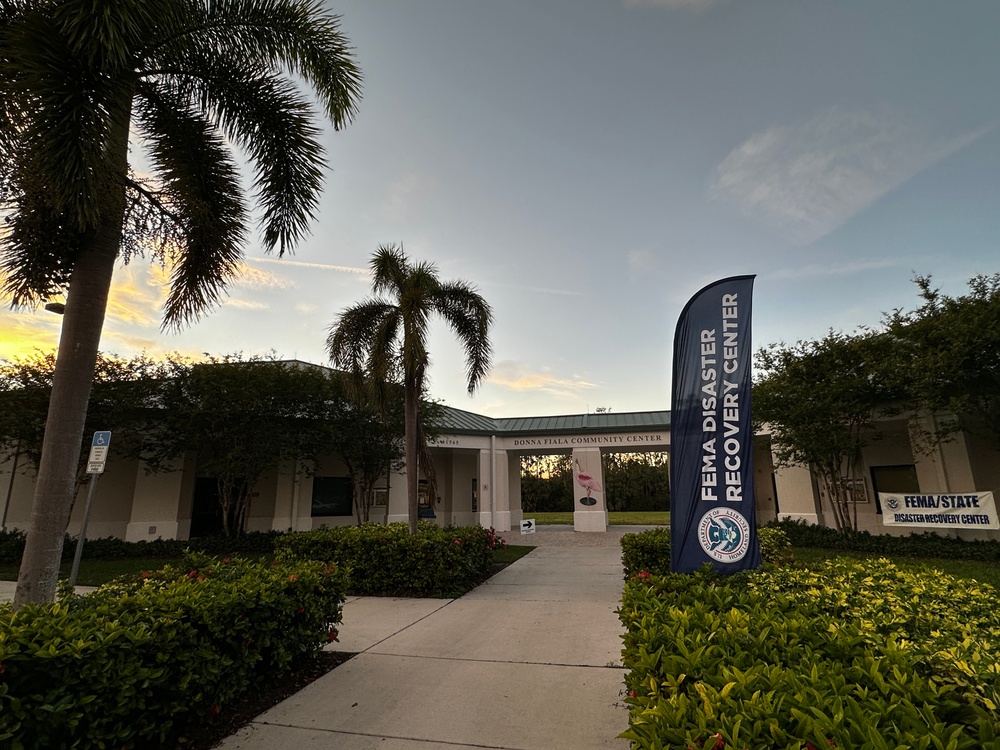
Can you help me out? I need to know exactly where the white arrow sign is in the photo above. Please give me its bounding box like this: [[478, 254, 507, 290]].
[[521, 518, 535, 535]]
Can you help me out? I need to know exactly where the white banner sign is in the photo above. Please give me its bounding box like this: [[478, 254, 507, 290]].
[[880, 492, 999, 530]]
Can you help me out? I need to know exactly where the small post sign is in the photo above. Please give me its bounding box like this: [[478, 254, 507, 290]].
[[87, 431, 112, 474], [521, 518, 535, 535], [71, 431, 111, 587]]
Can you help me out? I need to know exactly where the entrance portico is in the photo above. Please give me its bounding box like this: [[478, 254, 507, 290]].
[[418, 408, 672, 533]]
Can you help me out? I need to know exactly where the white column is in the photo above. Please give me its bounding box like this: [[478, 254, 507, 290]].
[[507, 456, 522, 531], [125, 454, 194, 541], [572, 447, 607, 532], [477, 448, 493, 528], [773, 463, 822, 525]]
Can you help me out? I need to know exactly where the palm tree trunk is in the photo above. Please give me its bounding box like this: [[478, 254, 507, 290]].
[[405, 378, 420, 535], [13, 222, 122, 607], [13, 109, 131, 608]]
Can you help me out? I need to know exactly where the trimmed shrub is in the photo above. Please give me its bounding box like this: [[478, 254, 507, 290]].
[[0, 528, 25, 564], [0, 553, 347, 749], [620, 526, 791, 578], [619, 559, 1000, 749], [276, 522, 503, 597], [621, 527, 671, 578], [0, 529, 283, 564], [770, 518, 1000, 561], [757, 525, 793, 565]]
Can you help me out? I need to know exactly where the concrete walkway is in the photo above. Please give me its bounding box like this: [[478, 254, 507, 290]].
[[218, 526, 633, 749]]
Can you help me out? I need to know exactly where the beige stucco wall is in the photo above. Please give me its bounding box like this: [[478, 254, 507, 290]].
[[124, 452, 196, 541], [61, 457, 134, 540], [0, 453, 36, 531]]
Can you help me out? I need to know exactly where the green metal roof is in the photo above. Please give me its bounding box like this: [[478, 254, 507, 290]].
[[436, 405, 670, 436]]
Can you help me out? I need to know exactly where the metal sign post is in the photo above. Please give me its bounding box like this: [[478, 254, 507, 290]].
[[69, 431, 111, 588]]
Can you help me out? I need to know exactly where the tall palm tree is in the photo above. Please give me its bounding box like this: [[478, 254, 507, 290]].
[[0, 0, 361, 607], [327, 244, 492, 535]]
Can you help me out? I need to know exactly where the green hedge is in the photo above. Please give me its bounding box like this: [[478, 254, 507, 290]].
[[276, 523, 504, 597], [619, 559, 1000, 749], [0, 528, 282, 564], [769, 518, 1000, 561], [621, 527, 671, 578], [0, 553, 347, 749], [620, 526, 791, 578]]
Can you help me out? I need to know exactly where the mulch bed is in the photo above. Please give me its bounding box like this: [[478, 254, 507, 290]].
[[173, 650, 355, 749]]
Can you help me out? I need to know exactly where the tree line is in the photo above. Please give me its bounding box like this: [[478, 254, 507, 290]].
[[520, 452, 669, 513], [0, 354, 405, 536], [753, 274, 1000, 531]]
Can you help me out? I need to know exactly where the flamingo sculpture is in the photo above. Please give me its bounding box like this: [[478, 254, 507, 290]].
[[574, 458, 602, 507]]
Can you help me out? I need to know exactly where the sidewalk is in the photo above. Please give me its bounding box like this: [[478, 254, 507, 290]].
[[218, 527, 632, 749]]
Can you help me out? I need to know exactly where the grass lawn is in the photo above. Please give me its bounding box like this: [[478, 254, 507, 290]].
[[527, 511, 669, 526], [493, 544, 534, 566], [0, 558, 178, 587], [793, 546, 1000, 590]]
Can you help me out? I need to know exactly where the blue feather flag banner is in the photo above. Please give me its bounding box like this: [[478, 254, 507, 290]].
[[670, 275, 761, 574]]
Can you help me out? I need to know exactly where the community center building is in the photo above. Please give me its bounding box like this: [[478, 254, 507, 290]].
[[2, 388, 999, 541]]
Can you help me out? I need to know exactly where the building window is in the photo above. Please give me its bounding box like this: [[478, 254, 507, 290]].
[[311, 477, 353, 517], [870, 465, 920, 514]]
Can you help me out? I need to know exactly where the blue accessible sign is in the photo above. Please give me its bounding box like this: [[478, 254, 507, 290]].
[[87, 431, 112, 474]]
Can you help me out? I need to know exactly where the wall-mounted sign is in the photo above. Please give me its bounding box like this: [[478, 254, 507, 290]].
[[880, 492, 999, 529], [510, 433, 667, 449]]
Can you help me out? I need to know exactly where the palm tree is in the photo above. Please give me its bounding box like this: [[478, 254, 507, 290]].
[[327, 244, 492, 535], [0, 0, 361, 607]]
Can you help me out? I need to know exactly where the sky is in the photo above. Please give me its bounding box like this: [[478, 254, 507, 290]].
[[2, 0, 999, 419]]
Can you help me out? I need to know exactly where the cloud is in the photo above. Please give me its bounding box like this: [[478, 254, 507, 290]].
[[484, 281, 583, 297], [0, 312, 60, 360], [712, 108, 986, 244], [489, 360, 597, 398], [766, 258, 899, 281], [249, 257, 368, 275], [295, 301, 321, 315], [222, 298, 269, 311], [103, 266, 164, 327], [627, 249, 658, 275], [232, 263, 294, 290], [623, 0, 721, 9]]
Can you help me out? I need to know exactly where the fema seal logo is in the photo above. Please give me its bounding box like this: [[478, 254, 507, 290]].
[[698, 508, 751, 563], [884, 496, 900, 510]]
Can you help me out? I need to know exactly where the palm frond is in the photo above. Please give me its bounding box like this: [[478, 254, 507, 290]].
[[327, 300, 398, 371], [0, 168, 80, 305], [162, 62, 325, 255], [134, 86, 249, 327], [176, 0, 362, 129], [0, 3, 133, 229], [370, 243, 410, 297], [433, 281, 494, 392]]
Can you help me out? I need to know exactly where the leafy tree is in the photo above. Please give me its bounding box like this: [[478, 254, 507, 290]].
[[602, 451, 669, 512], [0, 0, 361, 606], [753, 331, 901, 531], [324, 382, 405, 524], [140, 356, 342, 536], [0, 352, 169, 482], [884, 274, 1000, 450], [327, 244, 492, 534], [520, 454, 573, 513]]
